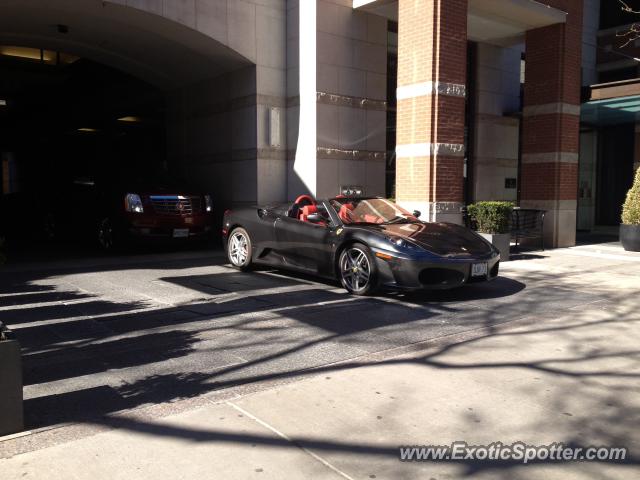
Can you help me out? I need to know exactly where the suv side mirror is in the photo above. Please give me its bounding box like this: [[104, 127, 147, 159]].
[[413, 210, 422, 219], [306, 213, 325, 224]]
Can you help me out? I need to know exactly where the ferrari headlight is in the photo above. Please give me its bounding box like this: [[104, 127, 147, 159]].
[[125, 193, 144, 213], [204, 194, 213, 212], [388, 236, 420, 251]]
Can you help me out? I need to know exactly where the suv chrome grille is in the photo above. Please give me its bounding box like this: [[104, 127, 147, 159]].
[[149, 196, 202, 215]]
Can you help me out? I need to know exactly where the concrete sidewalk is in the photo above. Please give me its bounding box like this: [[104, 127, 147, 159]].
[[1, 244, 639, 479]]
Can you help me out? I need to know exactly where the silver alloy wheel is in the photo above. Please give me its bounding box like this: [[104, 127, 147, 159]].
[[98, 219, 114, 250], [43, 213, 56, 240], [340, 247, 371, 293], [229, 231, 249, 266]]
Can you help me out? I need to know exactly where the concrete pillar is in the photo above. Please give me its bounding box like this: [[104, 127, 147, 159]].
[[581, 0, 600, 87], [314, 0, 388, 199], [395, 0, 468, 223], [472, 43, 522, 203], [288, 0, 318, 198], [521, 0, 582, 248]]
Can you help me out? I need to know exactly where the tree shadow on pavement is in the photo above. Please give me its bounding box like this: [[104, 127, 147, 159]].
[[76, 300, 639, 479], [7, 265, 527, 430], [3, 251, 638, 479]]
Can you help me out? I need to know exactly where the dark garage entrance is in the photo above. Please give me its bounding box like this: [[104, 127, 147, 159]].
[[0, 48, 168, 254], [0, 0, 255, 263]]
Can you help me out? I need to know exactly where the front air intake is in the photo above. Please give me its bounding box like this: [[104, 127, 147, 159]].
[[419, 268, 465, 287]]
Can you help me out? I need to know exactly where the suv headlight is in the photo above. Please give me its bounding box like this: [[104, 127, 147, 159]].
[[125, 193, 144, 213], [204, 194, 213, 213]]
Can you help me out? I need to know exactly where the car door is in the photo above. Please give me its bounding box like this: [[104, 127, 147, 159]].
[[274, 216, 333, 273], [250, 206, 281, 252]]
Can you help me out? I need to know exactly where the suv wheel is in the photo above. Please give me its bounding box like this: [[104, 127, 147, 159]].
[[97, 218, 116, 251]]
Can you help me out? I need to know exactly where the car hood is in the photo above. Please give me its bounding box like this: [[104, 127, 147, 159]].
[[359, 222, 495, 257]]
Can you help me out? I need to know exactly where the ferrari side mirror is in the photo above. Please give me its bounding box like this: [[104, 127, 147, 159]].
[[306, 213, 325, 224], [413, 210, 422, 219]]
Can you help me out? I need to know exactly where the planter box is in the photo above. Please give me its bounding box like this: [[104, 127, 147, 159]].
[[479, 232, 510, 262], [620, 224, 640, 252], [0, 339, 23, 436]]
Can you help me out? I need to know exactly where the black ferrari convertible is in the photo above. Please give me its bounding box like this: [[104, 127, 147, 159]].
[[222, 195, 500, 295]]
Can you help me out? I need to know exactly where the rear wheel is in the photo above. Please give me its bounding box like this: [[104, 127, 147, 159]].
[[339, 243, 378, 295], [228, 227, 253, 270]]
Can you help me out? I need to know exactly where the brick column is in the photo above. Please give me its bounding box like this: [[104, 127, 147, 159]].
[[521, 0, 582, 247], [395, 0, 467, 223]]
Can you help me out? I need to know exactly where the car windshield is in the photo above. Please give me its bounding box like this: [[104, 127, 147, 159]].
[[329, 198, 417, 225]]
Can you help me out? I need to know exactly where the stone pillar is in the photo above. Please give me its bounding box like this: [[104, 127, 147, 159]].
[[395, 0, 467, 223], [521, 0, 582, 248], [472, 43, 522, 203]]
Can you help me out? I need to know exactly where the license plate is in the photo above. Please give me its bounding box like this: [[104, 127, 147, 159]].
[[471, 263, 488, 277], [173, 229, 189, 238]]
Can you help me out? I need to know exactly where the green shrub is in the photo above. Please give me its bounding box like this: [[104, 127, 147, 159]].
[[467, 201, 514, 234], [622, 168, 640, 225]]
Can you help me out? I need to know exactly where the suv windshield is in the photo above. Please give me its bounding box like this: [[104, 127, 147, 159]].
[[330, 198, 417, 225]]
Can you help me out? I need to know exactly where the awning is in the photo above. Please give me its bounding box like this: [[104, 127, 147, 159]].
[[582, 79, 640, 126], [582, 94, 640, 126]]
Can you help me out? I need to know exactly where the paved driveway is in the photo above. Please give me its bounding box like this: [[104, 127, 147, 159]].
[[0, 243, 635, 431]]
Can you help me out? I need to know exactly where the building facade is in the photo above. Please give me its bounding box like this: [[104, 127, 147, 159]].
[[361, 0, 585, 248], [2, 0, 633, 249]]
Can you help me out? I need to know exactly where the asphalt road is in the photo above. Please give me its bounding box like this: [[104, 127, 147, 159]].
[[0, 246, 617, 431]]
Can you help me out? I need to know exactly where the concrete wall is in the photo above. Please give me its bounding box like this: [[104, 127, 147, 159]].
[[109, 0, 388, 204], [314, 0, 387, 199], [582, 0, 600, 86], [112, 0, 289, 206], [287, 0, 388, 200], [166, 66, 258, 206], [255, 2, 288, 204], [106, 0, 261, 62], [472, 42, 522, 203]]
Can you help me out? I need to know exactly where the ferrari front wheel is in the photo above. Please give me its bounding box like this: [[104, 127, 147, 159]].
[[339, 243, 378, 295], [228, 227, 253, 270]]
